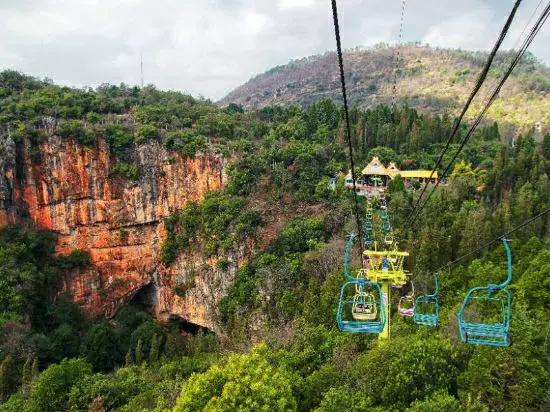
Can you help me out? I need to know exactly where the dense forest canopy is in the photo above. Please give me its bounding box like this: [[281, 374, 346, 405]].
[[0, 69, 549, 411]]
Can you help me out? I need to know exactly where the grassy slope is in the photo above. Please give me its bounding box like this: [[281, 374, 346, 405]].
[[220, 44, 550, 131]]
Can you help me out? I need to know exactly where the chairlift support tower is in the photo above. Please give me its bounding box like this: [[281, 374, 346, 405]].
[[361, 248, 410, 340], [364, 177, 410, 340]]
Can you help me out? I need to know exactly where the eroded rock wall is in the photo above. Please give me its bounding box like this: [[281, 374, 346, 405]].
[[0, 135, 227, 329]]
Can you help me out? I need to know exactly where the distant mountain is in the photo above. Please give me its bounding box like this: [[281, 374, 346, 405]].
[[220, 44, 550, 130]]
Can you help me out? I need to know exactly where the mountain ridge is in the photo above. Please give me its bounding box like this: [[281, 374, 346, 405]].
[[220, 44, 550, 131]]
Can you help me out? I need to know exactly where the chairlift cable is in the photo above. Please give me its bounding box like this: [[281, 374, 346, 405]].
[[439, 204, 550, 272], [391, 0, 407, 107], [409, 1, 550, 225], [331, 0, 365, 259], [406, 0, 524, 226]]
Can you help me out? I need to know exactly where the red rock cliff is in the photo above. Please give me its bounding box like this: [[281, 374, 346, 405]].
[[0, 135, 228, 329]]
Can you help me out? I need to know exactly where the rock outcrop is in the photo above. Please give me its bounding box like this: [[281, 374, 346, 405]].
[[0, 134, 228, 330]]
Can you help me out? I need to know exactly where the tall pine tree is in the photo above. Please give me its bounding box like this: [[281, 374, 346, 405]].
[[135, 339, 144, 365]]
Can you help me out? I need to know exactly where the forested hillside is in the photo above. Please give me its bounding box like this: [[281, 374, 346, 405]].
[[0, 69, 549, 411], [220, 44, 550, 133]]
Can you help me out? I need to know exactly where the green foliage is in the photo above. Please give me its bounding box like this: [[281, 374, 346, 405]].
[[103, 123, 133, 159], [174, 344, 299, 412], [195, 112, 235, 139], [0, 356, 18, 401], [149, 335, 160, 363], [67, 369, 147, 412], [135, 339, 144, 365], [80, 322, 121, 372], [226, 155, 265, 196], [0, 392, 27, 412], [112, 163, 139, 180], [220, 217, 329, 325], [57, 250, 91, 269], [351, 334, 460, 409], [57, 120, 96, 146], [406, 390, 463, 412], [270, 218, 328, 256], [0, 225, 57, 324], [315, 386, 372, 412], [517, 246, 550, 313], [26, 358, 91, 412], [184, 330, 218, 357], [163, 129, 206, 157], [124, 348, 133, 367], [21, 356, 33, 392], [161, 193, 262, 263], [387, 174, 406, 193], [367, 146, 398, 164], [52, 324, 81, 360], [129, 321, 164, 359], [224, 103, 244, 115], [135, 124, 158, 144]]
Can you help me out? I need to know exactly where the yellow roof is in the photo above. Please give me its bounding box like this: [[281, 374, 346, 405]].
[[361, 157, 387, 175], [396, 170, 438, 179]]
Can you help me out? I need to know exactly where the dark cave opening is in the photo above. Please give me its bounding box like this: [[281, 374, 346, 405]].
[[168, 314, 212, 335], [130, 283, 157, 310]]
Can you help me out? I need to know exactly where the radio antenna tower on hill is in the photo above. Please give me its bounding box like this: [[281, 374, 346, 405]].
[[140, 52, 144, 88]]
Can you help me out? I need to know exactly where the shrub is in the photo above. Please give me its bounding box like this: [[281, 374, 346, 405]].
[[174, 344, 298, 411], [112, 163, 139, 180], [270, 218, 327, 256], [58, 249, 91, 269], [103, 124, 133, 159], [217, 259, 230, 271], [352, 334, 459, 408], [57, 120, 96, 146], [80, 322, 122, 372], [135, 124, 158, 144], [163, 129, 206, 157], [27, 358, 91, 412]]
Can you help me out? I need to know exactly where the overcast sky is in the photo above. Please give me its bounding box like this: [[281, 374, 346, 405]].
[[1, 0, 548, 100]]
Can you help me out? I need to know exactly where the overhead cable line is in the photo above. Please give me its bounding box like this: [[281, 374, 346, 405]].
[[406, 0, 523, 225], [442, 204, 550, 271], [391, 0, 407, 107], [409, 1, 550, 225], [331, 0, 365, 255], [481, 0, 544, 102]]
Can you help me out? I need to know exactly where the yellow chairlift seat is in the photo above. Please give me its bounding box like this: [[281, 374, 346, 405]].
[[352, 292, 378, 321]]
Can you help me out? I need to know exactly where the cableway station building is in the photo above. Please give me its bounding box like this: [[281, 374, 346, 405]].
[[344, 157, 438, 196]]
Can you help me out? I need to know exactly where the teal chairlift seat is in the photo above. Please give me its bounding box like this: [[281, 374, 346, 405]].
[[458, 239, 513, 347], [413, 273, 439, 327], [337, 233, 386, 334]]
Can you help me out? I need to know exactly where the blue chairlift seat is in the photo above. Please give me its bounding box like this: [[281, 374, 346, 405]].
[[337, 233, 386, 334], [337, 280, 385, 333], [457, 239, 513, 347], [413, 273, 439, 327]]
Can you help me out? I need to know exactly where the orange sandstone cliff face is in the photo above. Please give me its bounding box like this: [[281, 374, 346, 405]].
[[0, 135, 236, 331]]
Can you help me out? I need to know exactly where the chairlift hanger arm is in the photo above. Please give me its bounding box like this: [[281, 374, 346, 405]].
[[364, 250, 410, 257], [344, 233, 357, 281]]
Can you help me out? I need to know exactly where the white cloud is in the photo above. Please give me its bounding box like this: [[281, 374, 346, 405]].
[[422, 11, 495, 50], [0, 0, 548, 100], [243, 12, 267, 35], [279, 0, 315, 9]]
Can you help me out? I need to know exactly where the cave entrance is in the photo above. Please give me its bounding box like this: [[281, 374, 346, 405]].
[[130, 283, 157, 311], [168, 314, 212, 335]]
